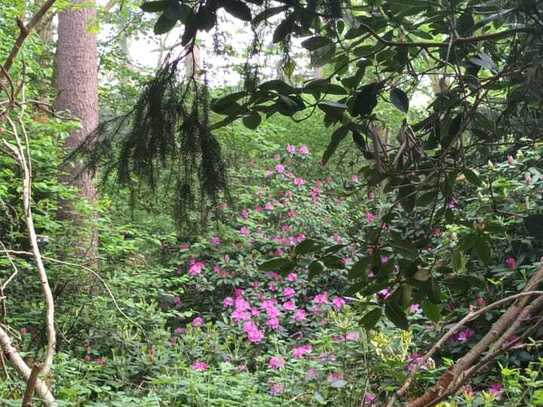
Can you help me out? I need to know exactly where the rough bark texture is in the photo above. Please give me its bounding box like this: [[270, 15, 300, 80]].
[[55, 0, 98, 262]]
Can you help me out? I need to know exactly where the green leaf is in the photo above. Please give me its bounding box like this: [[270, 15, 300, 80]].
[[301, 36, 333, 50], [308, 260, 325, 279], [390, 88, 409, 113], [463, 168, 482, 187], [259, 257, 295, 272], [349, 257, 369, 280], [444, 275, 485, 291], [349, 82, 381, 117], [165, 2, 191, 22], [141, 1, 169, 12], [318, 101, 347, 115], [273, 15, 294, 43], [210, 91, 246, 114], [221, 0, 252, 21], [259, 79, 296, 95], [253, 6, 288, 26], [295, 239, 322, 255], [421, 302, 441, 322], [360, 308, 382, 330], [322, 125, 349, 165], [524, 215, 543, 239], [154, 13, 177, 34], [242, 111, 261, 129], [385, 303, 409, 330], [321, 255, 344, 269]]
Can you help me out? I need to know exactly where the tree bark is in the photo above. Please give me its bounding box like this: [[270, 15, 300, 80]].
[[55, 0, 99, 265]]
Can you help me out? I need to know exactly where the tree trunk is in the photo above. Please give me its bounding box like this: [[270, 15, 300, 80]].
[[55, 0, 98, 265]]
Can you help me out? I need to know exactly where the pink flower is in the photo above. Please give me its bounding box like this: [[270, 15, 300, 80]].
[[275, 164, 285, 173], [380, 255, 389, 264], [240, 208, 249, 219], [292, 344, 312, 358], [274, 248, 285, 257], [454, 328, 475, 343], [332, 296, 346, 311], [505, 256, 516, 270], [293, 309, 306, 321], [377, 288, 391, 300], [268, 356, 285, 369], [179, 243, 190, 250], [192, 317, 204, 327], [243, 321, 264, 343], [223, 297, 234, 307], [287, 209, 297, 218], [174, 327, 185, 335], [239, 226, 250, 237], [188, 260, 205, 276], [283, 287, 295, 298], [488, 383, 503, 399], [266, 317, 280, 330], [264, 202, 274, 211], [282, 300, 296, 311], [351, 175, 359, 183], [345, 331, 360, 341], [363, 393, 376, 405], [293, 177, 305, 187], [191, 361, 209, 371], [313, 292, 328, 305], [286, 144, 296, 154], [366, 212, 375, 223], [298, 145, 310, 155], [286, 273, 297, 282], [265, 170, 273, 177], [269, 382, 284, 396], [209, 236, 221, 246], [409, 303, 422, 314]]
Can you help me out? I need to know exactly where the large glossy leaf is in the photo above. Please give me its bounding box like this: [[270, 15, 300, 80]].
[[390, 87, 409, 113], [221, 0, 252, 21], [141, 1, 169, 12], [301, 36, 333, 50], [322, 125, 349, 165], [253, 5, 288, 26], [385, 303, 409, 330], [349, 83, 381, 117], [154, 13, 177, 34], [359, 308, 382, 330], [524, 215, 543, 239], [273, 15, 294, 43]]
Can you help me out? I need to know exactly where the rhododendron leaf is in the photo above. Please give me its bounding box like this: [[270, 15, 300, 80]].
[[474, 235, 491, 264], [463, 168, 482, 187], [445, 275, 485, 291], [359, 308, 382, 330], [295, 239, 322, 255], [259, 257, 295, 272], [321, 255, 343, 269], [322, 125, 349, 165], [349, 257, 369, 280], [390, 87, 409, 113], [141, 1, 169, 12], [524, 215, 543, 239], [323, 244, 347, 254], [242, 111, 261, 129], [308, 260, 325, 279], [422, 301, 441, 322], [385, 303, 409, 330]]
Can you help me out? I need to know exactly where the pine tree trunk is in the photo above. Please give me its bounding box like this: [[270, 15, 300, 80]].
[[55, 0, 98, 265]]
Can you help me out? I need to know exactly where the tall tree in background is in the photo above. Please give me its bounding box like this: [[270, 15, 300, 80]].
[[55, 0, 99, 265]]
